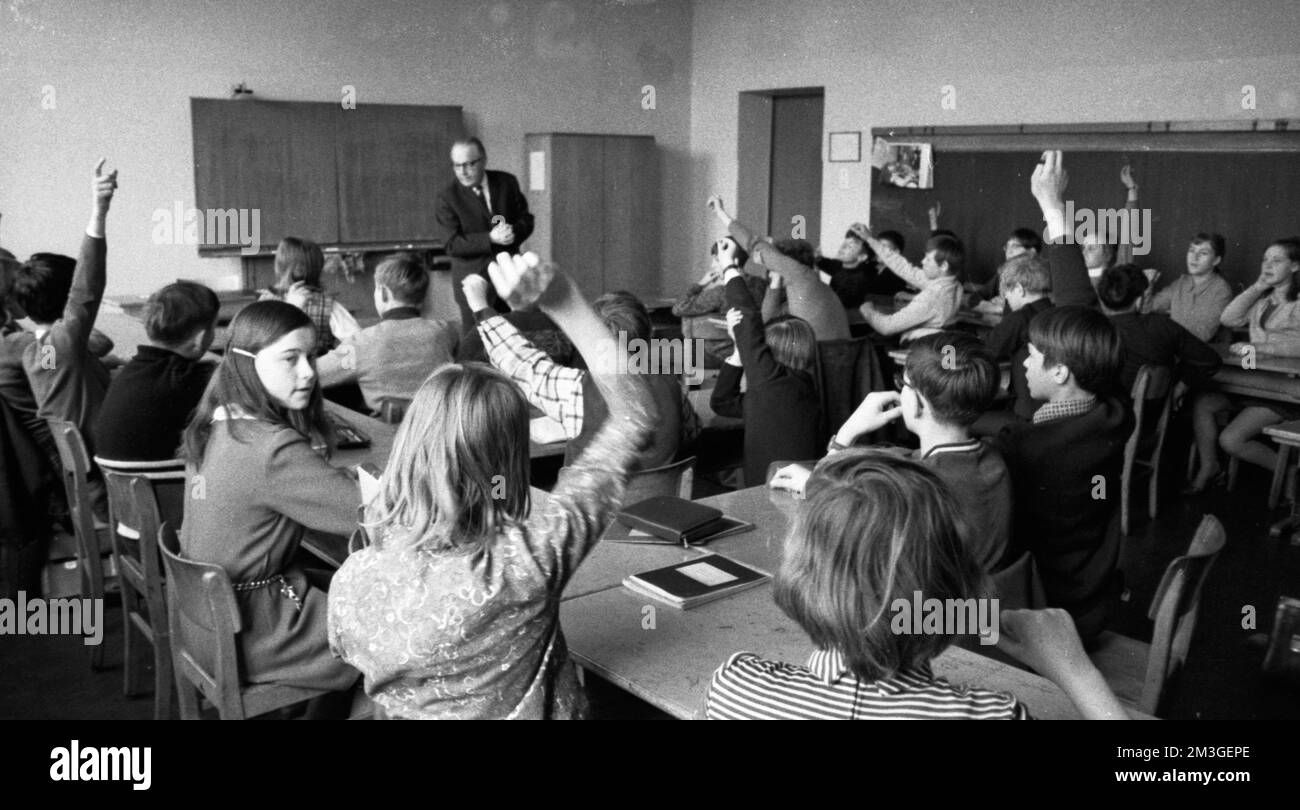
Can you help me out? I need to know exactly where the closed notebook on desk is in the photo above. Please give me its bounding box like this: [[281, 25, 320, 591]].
[[623, 554, 769, 609], [615, 496, 751, 545]]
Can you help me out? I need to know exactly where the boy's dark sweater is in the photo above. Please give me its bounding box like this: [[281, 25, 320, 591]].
[[711, 276, 821, 486], [921, 440, 1013, 572], [1107, 311, 1221, 395], [984, 298, 1053, 420], [816, 258, 907, 307], [93, 345, 214, 461], [994, 397, 1133, 641]]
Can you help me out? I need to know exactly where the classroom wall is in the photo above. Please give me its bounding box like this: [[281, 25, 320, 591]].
[[686, 0, 1300, 285], [0, 0, 692, 298]]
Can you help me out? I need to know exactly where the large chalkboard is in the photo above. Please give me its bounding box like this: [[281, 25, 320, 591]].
[[868, 125, 1300, 293]]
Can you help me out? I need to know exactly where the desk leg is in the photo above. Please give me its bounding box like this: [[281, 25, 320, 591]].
[[1269, 450, 1300, 538], [1268, 445, 1291, 510]]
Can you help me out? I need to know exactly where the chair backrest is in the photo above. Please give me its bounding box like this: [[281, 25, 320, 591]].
[[157, 522, 245, 719], [377, 397, 411, 425], [47, 420, 104, 600], [1125, 365, 1174, 452], [1140, 514, 1227, 714], [814, 337, 886, 443], [101, 471, 168, 612]]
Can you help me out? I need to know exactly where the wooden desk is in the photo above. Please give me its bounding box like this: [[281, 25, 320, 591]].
[[1211, 345, 1300, 406], [562, 485, 1154, 719]]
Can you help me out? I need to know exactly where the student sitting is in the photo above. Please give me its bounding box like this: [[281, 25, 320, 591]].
[[993, 306, 1132, 643], [814, 225, 907, 310], [466, 275, 691, 468], [707, 449, 1128, 719], [1097, 264, 1221, 396], [856, 227, 964, 343], [1082, 164, 1141, 288], [328, 252, 655, 719], [315, 253, 458, 414], [772, 332, 1011, 571], [707, 196, 850, 340], [180, 300, 360, 694], [1142, 232, 1233, 343], [967, 227, 1044, 302], [259, 237, 349, 357], [1032, 151, 1100, 308], [710, 254, 820, 488], [94, 281, 219, 461], [13, 160, 116, 507], [1188, 237, 1300, 493], [672, 236, 768, 362], [454, 305, 576, 368], [980, 254, 1054, 424]]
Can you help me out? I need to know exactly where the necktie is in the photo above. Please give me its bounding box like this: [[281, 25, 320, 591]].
[[472, 184, 491, 217]]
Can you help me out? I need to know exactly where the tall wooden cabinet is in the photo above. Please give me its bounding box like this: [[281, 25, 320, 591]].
[[523, 133, 660, 300]]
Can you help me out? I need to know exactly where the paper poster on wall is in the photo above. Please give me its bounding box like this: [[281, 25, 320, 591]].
[[876, 141, 933, 189], [529, 151, 546, 191]]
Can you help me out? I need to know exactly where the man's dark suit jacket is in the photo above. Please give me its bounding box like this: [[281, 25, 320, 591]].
[[434, 169, 535, 325]]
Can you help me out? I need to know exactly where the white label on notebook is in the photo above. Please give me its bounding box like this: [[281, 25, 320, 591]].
[[677, 562, 737, 587]]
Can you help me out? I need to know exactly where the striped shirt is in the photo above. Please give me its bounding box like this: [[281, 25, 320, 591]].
[[706, 650, 1029, 720]]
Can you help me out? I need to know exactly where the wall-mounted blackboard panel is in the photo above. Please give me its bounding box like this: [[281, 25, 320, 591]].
[[191, 99, 463, 253], [869, 124, 1300, 292]]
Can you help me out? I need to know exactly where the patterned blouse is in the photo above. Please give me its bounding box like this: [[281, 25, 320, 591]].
[[259, 287, 341, 357], [327, 372, 653, 719]]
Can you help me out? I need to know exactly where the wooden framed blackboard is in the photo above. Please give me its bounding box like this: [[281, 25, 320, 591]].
[[191, 99, 464, 254], [868, 122, 1300, 293]]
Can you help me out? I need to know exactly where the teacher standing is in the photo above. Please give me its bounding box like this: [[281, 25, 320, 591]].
[[435, 136, 535, 327]]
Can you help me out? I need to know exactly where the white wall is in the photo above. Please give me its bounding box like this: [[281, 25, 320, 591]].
[[685, 0, 1300, 289], [0, 0, 693, 297]]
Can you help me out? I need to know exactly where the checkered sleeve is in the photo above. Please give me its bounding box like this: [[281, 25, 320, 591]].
[[478, 314, 585, 438]]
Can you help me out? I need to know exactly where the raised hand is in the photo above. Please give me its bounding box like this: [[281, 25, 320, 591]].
[[1120, 164, 1138, 191], [769, 464, 812, 496], [487, 251, 557, 311], [461, 274, 492, 313], [1030, 150, 1069, 208], [92, 158, 118, 215], [706, 195, 725, 214], [849, 222, 874, 244]]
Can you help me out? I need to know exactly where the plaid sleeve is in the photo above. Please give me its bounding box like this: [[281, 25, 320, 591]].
[[478, 314, 586, 438]]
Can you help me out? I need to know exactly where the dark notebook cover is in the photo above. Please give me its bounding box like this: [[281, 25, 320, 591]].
[[616, 496, 723, 543], [623, 554, 769, 609]]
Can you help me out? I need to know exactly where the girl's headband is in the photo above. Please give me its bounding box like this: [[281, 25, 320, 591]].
[[229, 347, 257, 359]]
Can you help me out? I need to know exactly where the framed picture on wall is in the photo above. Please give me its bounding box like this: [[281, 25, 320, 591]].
[[875, 141, 934, 189], [828, 131, 861, 162]]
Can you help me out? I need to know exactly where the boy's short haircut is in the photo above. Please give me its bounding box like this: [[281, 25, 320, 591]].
[[775, 449, 987, 681], [374, 253, 429, 306], [1010, 228, 1044, 254], [877, 230, 905, 254], [928, 235, 964, 276], [13, 253, 75, 324], [595, 290, 652, 344], [144, 281, 221, 345], [904, 331, 1000, 427], [773, 238, 816, 269], [998, 254, 1052, 295], [274, 237, 325, 288], [710, 236, 750, 269], [1096, 263, 1148, 311], [1028, 305, 1123, 397], [764, 314, 816, 374], [1191, 232, 1226, 260]]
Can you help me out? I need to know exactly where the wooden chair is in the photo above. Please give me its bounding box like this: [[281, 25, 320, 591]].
[[157, 523, 331, 720], [1088, 514, 1227, 716], [1120, 365, 1173, 536], [100, 471, 178, 719], [562, 456, 696, 503], [47, 420, 114, 670], [376, 397, 411, 425]]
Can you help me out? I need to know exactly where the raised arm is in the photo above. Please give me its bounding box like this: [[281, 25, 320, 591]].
[[466, 275, 586, 439], [62, 159, 115, 346], [724, 271, 782, 384], [707, 196, 817, 285], [488, 252, 654, 582], [850, 223, 928, 290], [1034, 152, 1096, 307], [1116, 164, 1139, 267]]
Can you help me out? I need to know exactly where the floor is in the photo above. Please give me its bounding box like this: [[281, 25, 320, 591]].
[[3, 409, 1298, 721]]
